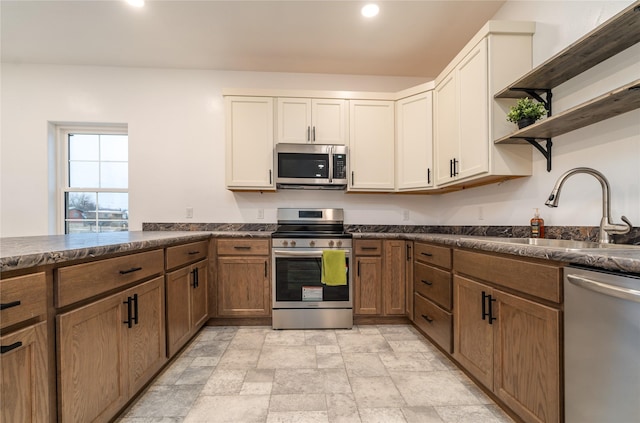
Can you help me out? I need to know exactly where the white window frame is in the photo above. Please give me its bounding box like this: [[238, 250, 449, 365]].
[[57, 124, 129, 234]]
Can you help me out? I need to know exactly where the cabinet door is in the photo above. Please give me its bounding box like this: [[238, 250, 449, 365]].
[[225, 96, 275, 190], [191, 260, 209, 330], [434, 72, 458, 186], [493, 290, 560, 423], [354, 256, 382, 315], [453, 275, 494, 389], [457, 38, 489, 180], [0, 322, 48, 423], [348, 100, 395, 191], [312, 99, 348, 144], [217, 257, 270, 317], [383, 240, 406, 315], [166, 266, 191, 357], [57, 292, 127, 423], [277, 98, 312, 143], [126, 277, 166, 395], [396, 92, 434, 190]]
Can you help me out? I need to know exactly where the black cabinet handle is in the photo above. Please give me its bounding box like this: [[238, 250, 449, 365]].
[[488, 296, 497, 325], [361, 247, 378, 251], [406, 244, 412, 261], [191, 268, 199, 288], [123, 296, 134, 328], [427, 168, 431, 184], [420, 252, 433, 257], [0, 300, 21, 311], [453, 158, 459, 176], [481, 291, 489, 321], [421, 314, 434, 323], [132, 294, 139, 325], [351, 171, 354, 185], [307, 126, 310, 141], [1, 342, 23, 354], [188, 251, 200, 255], [269, 169, 272, 184], [357, 261, 361, 277], [264, 261, 268, 278], [421, 279, 433, 286], [449, 159, 453, 177], [119, 267, 142, 275], [234, 246, 252, 250], [312, 126, 316, 141], [481, 292, 497, 324]]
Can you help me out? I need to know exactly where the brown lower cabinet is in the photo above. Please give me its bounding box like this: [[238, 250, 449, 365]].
[[453, 250, 562, 423], [57, 276, 166, 423]]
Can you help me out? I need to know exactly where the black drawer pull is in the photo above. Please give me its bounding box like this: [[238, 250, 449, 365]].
[[233, 246, 252, 250], [361, 247, 379, 251], [1, 342, 23, 354], [119, 267, 142, 275], [421, 280, 433, 286], [132, 294, 139, 325], [187, 251, 200, 255], [420, 252, 433, 257], [0, 300, 21, 311], [421, 314, 434, 323], [123, 296, 134, 328]]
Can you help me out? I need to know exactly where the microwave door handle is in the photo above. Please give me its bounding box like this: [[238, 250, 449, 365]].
[[328, 145, 333, 183]]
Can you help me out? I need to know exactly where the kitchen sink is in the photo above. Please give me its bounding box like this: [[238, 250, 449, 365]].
[[481, 237, 638, 251]]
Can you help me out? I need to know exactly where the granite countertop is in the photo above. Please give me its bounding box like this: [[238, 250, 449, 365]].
[[1, 230, 638, 275]]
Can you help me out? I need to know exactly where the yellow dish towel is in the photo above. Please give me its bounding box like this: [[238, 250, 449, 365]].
[[321, 250, 347, 286]]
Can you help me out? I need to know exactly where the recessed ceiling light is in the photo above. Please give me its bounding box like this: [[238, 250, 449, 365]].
[[361, 4, 379, 18], [126, 0, 145, 7]]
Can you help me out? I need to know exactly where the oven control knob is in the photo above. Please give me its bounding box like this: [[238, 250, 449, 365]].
[[290, 240, 296, 247], [328, 240, 335, 247], [336, 240, 342, 247], [282, 240, 288, 247], [310, 240, 316, 247]]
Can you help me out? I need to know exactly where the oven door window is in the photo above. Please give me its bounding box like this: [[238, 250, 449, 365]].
[[278, 153, 329, 179], [275, 256, 349, 302]]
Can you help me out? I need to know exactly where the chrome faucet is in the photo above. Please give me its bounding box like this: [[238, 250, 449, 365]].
[[545, 167, 632, 243]]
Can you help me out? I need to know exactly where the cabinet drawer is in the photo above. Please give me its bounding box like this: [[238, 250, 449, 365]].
[[414, 262, 452, 310], [414, 293, 452, 353], [454, 249, 562, 303], [166, 240, 208, 270], [355, 239, 382, 256], [217, 239, 269, 256], [56, 249, 164, 308], [0, 272, 47, 330], [414, 243, 451, 269]]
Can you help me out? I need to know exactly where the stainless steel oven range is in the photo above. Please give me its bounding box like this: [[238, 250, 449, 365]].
[[271, 208, 353, 329]]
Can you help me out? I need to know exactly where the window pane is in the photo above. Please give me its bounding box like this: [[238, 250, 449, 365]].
[[97, 192, 128, 214], [69, 134, 99, 160], [100, 162, 128, 188], [69, 162, 99, 188], [66, 221, 94, 234], [97, 221, 128, 232], [66, 192, 97, 217], [100, 135, 128, 161]]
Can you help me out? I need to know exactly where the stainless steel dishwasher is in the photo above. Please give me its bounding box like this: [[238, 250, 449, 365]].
[[564, 265, 640, 423]]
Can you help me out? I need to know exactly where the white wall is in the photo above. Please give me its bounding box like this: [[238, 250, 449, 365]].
[[1, 0, 638, 237]]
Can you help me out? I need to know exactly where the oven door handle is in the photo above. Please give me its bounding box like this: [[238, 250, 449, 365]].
[[273, 250, 350, 257]]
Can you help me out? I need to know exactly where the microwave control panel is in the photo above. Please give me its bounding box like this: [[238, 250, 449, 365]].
[[334, 155, 347, 179]]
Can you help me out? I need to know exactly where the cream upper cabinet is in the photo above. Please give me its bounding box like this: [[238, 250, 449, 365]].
[[396, 91, 434, 191], [276, 98, 348, 144], [225, 96, 275, 190], [349, 100, 395, 191], [434, 26, 534, 187]]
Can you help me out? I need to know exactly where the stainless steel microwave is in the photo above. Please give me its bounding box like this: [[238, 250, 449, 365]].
[[275, 143, 348, 190]]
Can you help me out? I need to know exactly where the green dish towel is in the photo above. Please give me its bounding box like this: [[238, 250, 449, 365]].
[[321, 250, 347, 286]]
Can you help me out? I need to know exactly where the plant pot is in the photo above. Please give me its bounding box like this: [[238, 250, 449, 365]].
[[517, 117, 536, 129]]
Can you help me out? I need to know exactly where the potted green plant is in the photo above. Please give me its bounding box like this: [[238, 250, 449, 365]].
[[506, 97, 547, 129]]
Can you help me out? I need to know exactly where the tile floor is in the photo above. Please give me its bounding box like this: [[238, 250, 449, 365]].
[[116, 325, 515, 423]]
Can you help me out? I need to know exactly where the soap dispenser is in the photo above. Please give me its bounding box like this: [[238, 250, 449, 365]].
[[531, 208, 545, 238]]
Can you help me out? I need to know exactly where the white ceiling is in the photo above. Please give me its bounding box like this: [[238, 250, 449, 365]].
[[1, 0, 507, 78]]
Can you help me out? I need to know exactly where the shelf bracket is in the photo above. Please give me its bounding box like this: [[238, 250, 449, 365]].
[[509, 88, 553, 116], [521, 137, 553, 172]]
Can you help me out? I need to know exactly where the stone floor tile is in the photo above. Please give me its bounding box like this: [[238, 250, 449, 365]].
[[116, 417, 184, 423], [266, 410, 329, 423], [485, 404, 516, 423], [123, 385, 202, 418], [336, 333, 392, 353], [317, 344, 341, 354], [194, 326, 237, 342], [227, 331, 267, 350], [257, 345, 317, 369], [306, 330, 339, 345], [378, 325, 425, 341], [216, 348, 260, 369], [359, 407, 407, 423], [317, 352, 345, 369], [183, 340, 229, 358], [239, 381, 272, 395], [401, 406, 446, 423], [200, 369, 246, 395], [356, 326, 381, 335], [264, 330, 307, 346], [326, 393, 361, 423], [389, 371, 481, 407], [174, 366, 214, 385], [245, 368, 276, 382], [434, 405, 508, 423], [322, 368, 353, 394], [272, 368, 327, 394], [269, 393, 327, 412], [350, 376, 406, 408], [387, 339, 432, 353], [343, 353, 388, 377], [182, 395, 270, 423], [152, 357, 194, 385], [379, 352, 438, 372], [189, 356, 220, 367]]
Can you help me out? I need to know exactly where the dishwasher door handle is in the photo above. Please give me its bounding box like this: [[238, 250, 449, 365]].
[[567, 274, 640, 304]]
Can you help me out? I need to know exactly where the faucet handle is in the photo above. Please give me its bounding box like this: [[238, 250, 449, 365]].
[[604, 215, 633, 236], [621, 215, 633, 231]]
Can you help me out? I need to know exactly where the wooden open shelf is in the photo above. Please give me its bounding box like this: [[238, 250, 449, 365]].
[[495, 80, 640, 144], [495, 1, 640, 99]]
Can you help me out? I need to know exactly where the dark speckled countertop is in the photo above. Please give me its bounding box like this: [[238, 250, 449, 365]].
[[1, 230, 639, 275]]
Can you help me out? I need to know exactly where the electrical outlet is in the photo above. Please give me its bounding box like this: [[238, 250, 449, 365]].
[[186, 207, 193, 218], [402, 210, 410, 221], [257, 208, 264, 219]]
